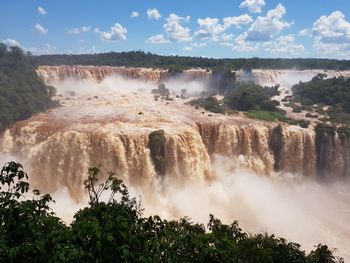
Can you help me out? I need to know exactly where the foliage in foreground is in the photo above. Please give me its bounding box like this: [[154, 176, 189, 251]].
[[0, 162, 344, 262]]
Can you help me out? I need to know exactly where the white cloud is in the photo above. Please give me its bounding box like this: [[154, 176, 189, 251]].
[[311, 11, 350, 57], [232, 34, 259, 52], [130, 11, 139, 18], [194, 18, 226, 41], [34, 23, 48, 34], [26, 43, 56, 55], [312, 11, 350, 43], [3, 38, 21, 47], [244, 4, 291, 41], [2, 39, 56, 55], [223, 14, 253, 28], [95, 23, 127, 41], [264, 35, 305, 55], [146, 34, 170, 44], [194, 15, 252, 41], [67, 26, 91, 34], [37, 6, 47, 15], [222, 33, 235, 41], [299, 29, 311, 37], [239, 0, 265, 13], [163, 14, 191, 42], [183, 46, 193, 51], [147, 8, 161, 20], [191, 42, 207, 48]]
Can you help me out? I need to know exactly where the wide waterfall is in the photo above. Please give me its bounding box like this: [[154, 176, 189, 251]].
[[1, 65, 350, 259]]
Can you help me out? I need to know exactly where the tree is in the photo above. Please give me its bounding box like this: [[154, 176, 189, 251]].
[[0, 161, 80, 262]]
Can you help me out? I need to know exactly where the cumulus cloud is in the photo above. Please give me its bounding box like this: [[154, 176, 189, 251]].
[[67, 26, 91, 34], [239, 0, 265, 13], [232, 34, 259, 52], [34, 23, 48, 34], [146, 34, 170, 44], [191, 42, 207, 48], [223, 14, 253, 28], [3, 38, 21, 47], [299, 29, 311, 37], [194, 14, 252, 41], [244, 4, 291, 42], [130, 11, 139, 18], [26, 43, 56, 55], [222, 33, 235, 41], [147, 13, 191, 44], [95, 23, 127, 41], [163, 14, 192, 42], [37, 6, 47, 15], [194, 18, 225, 41], [147, 8, 161, 20], [2, 39, 56, 55], [264, 35, 305, 55], [311, 11, 350, 58]]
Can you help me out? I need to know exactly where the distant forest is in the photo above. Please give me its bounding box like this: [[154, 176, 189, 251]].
[[35, 51, 350, 71]]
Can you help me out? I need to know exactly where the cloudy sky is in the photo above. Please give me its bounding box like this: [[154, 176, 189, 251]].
[[1, 0, 350, 58]]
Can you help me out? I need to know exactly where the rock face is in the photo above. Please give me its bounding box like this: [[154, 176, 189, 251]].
[[148, 130, 166, 176]]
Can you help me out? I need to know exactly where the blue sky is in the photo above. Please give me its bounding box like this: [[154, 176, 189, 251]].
[[1, 0, 350, 58]]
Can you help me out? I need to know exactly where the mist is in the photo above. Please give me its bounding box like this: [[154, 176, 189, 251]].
[[52, 75, 208, 97], [48, 154, 350, 260]]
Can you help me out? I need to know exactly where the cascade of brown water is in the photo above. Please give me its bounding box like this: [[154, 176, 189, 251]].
[[36, 65, 211, 85]]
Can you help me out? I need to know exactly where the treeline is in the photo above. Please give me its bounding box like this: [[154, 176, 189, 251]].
[[35, 51, 350, 70], [0, 162, 343, 262], [0, 43, 57, 131]]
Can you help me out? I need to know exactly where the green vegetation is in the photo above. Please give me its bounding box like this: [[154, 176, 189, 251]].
[[35, 51, 350, 70], [189, 97, 228, 114], [0, 43, 57, 131], [244, 110, 287, 122], [190, 79, 282, 120], [292, 74, 350, 124], [0, 161, 343, 262], [224, 82, 279, 112]]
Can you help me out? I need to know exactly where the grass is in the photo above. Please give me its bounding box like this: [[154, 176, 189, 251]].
[[244, 110, 288, 122]]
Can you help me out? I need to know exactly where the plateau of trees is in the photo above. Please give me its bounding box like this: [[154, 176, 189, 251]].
[[35, 51, 350, 70], [0, 161, 343, 262], [0, 43, 57, 132], [291, 74, 350, 124], [190, 68, 284, 122]]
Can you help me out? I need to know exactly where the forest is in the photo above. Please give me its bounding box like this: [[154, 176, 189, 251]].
[[35, 51, 350, 71], [0, 161, 343, 263], [0, 43, 57, 132], [292, 74, 350, 124]]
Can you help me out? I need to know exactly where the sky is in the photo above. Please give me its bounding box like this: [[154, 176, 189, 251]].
[[1, 0, 350, 59]]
